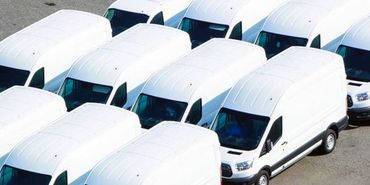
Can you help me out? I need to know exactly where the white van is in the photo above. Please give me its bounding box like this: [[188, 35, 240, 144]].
[[178, 0, 288, 48], [210, 47, 348, 185], [0, 10, 111, 93], [58, 24, 191, 111], [255, 0, 370, 59], [131, 38, 266, 129], [0, 86, 66, 166], [84, 121, 221, 185], [105, 0, 192, 36], [335, 15, 370, 121], [0, 103, 141, 185]]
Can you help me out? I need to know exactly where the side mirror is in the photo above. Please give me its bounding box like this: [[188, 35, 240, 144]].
[[266, 139, 273, 153]]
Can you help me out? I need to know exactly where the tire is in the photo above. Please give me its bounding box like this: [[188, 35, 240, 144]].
[[320, 129, 337, 154], [255, 170, 269, 185]]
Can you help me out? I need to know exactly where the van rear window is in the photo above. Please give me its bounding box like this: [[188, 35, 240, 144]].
[[0, 165, 51, 185], [212, 108, 269, 151], [256, 31, 308, 59], [105, 8, 150, 36], [0, 65, 29, 92]]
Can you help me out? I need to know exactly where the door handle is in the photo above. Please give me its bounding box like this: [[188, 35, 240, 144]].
[[281, 141, 288, 146]]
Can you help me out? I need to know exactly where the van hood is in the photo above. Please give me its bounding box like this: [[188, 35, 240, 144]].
[[220, 146, 255, 165]]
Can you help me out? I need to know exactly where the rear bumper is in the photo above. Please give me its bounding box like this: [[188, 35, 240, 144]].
[[348, 107, 370, 121]]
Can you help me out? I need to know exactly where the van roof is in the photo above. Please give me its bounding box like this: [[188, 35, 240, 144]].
[[262, 0, 350, 39], [142, 38, 266, 103], [184, 0, 251, 26], [108, 0, 183, 17], [223, 47, 343, 117], [5, 103, 140, 176], [0, 86, 65, 129], [0, 10, 109, 71], [67, 24, 190, 86], [84, 121, 219, 185], [340, 15, 370, 51]]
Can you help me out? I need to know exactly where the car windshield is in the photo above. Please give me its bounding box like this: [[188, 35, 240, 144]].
[[256, 31, 309, 59], [105, 8, 150, 36], [0, 165, 51, 185], [132, 94, 188, 129], [212, 108, 270, 151], [179, 17, 229, 48], [0, 65, 30, 92], [337, 45, 370, 82], [58, 78, 113, 111]]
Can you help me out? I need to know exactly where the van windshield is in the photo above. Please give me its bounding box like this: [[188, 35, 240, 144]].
[[0, 65, 30, 92], [337, 45, 370, 82], [58, 78, 113, 111], [132, 94, 188, 129], [105, 8, 150, 36], [0, 165, 51, 185], [212, 108, 269, 151], [256, 31, 308, 59], [179, 17, 229, 48]]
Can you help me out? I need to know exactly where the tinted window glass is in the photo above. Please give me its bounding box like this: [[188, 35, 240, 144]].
[[310, 35, 321, 49], [0, 65, 30, 92], [150, 12, 164, 25], [0, 165, 51, 185], [256, 31, 308, 59], [179, 17, 229, 48], [229, 22, 242, 40], [337, 45, 370, 82], [105, 9, 150, 36], [132, 94, 188, 129], [29, 68, 44, 89], [58, 78, 113, 111], [212, 108, 269, 151], [110, 83, 127, 107], [53, 171, 67, 185], [185, 99, 202, 124], [267, 117, 282, 145]]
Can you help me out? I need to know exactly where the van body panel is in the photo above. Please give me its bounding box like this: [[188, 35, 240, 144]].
[[2, 103, 141, 185], [84, 121, 221, 185], [0, 86, 66, 166]]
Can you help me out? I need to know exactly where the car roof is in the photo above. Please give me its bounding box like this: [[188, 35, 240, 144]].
[[340, 14, 370, 51]]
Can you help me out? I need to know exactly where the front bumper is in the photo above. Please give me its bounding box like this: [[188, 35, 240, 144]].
[[348, 106, 370, 121], [222, 175, 256, 185]]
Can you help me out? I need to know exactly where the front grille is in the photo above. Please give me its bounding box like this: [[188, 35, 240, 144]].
[[347, 95, 353, 108], [221, 163, 233, 177]]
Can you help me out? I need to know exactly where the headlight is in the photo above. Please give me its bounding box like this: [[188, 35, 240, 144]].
[[356, 92, 370, 102], [235, 161, 253, 171]]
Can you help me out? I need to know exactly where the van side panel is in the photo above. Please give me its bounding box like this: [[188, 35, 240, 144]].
[[280, 67, 346, 170]]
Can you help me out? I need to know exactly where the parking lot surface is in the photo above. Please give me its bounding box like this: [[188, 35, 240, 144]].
[[0, 1, 370, 184]]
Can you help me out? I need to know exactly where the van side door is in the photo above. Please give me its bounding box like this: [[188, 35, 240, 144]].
[[258, 117, 287, 173]]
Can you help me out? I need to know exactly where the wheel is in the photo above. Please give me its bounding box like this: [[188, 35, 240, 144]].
[[255, 170, 269, 185], [320, 129, 337, 154]]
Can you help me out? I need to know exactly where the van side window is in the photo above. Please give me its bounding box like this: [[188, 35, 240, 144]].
[[150, 12, 164, 25], [54, 171, 67, 185], [260, 117, 283, 156], [267, 117, 283, 145], [111, 83, 127, 108], [310, 35, 321, 49], [185, 99, 202, 124], [29, 68, 45, 89], [229, 22, 242, 40]]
